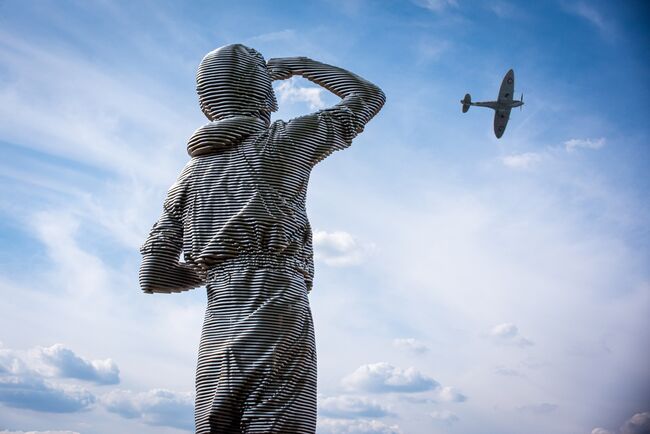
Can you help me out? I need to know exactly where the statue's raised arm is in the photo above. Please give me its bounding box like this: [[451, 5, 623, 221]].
[[267, 56, 385, 165], [267, 56, 385, 126]]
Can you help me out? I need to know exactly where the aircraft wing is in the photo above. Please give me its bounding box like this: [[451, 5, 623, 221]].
[[494, 108, 511, 138], [498, 69, 515, 103]]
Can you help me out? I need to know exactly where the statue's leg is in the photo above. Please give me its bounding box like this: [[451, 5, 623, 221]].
[[195, 271, 244, 433], [238, 268, 317, 434], [195, 264, 317, 433]]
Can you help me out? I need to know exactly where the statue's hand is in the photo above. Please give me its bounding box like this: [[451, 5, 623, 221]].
[[267, 58, 293, 81]]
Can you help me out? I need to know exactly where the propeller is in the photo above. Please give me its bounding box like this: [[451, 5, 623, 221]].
[[520, 92, 524, 111]]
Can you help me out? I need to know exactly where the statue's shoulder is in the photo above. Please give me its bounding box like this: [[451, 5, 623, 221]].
[[179, 158, 198, 177]]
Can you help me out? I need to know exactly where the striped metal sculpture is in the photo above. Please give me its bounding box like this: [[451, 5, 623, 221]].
[[139, 43, 385, 433]]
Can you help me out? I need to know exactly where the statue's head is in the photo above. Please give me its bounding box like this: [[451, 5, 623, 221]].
[[197, 44, 278, 124]]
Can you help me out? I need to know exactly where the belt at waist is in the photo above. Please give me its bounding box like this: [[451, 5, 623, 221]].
[[204, 253, 308, 282]]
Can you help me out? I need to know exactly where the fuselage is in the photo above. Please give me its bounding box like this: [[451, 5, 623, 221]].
[[470, 100, 523, 110]]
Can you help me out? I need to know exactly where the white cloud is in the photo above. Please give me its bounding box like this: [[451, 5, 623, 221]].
[[38, 344, 119, 385], [247, 29, 296, 43], [488, 323, 534, 347], [0, 344, 96, 413], [342, 362, 438, 393], [487, 1, 522, 19], [416, 39, 451, 63], [592, 429, 614, 434], [429, 409, 459, 424], [0, 367, 95, 414], [564, 137, 606, 152], [564, 2, 614, 38], [313, 230, 373, 267], [620, 412, 650, 434], [591, 411, 650, 434], [0, 24, 197, 271], [0, 31, 187, 183], [437, 386, 467, 403], [392, 338, 429, 355], [319, 395, 391, 419], [0, 332, 120, 385], [0, 431, 81, 434], [572, 3, 607, 30], [274, 77, 325, 110], [0, 375, 95, 413], [414, 0, 458, 12], [30, 211, 110, 297], [501, 137, 605, 168], [102, 388, 193, 431], [501, 152, 543, 169], [317, 419, 402, 434], [489, 322, 519, 338], [398, 385, 466, 404]]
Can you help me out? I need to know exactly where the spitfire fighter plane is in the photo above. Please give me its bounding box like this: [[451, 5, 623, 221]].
[[461, 69, 524, 138]]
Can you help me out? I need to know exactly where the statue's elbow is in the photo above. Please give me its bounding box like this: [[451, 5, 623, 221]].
[[138, 274, 157, 294], [371, 86, 386, 112], [359, 84, 385, 118], [139, 259, 163, 294]]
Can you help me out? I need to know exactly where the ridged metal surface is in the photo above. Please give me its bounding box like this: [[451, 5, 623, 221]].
[[140, 43, 385, 432]]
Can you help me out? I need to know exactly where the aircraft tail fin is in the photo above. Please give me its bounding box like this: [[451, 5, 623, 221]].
[[461, 93, 471, 113]]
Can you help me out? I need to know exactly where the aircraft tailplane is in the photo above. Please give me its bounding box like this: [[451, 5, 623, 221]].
[[462, 93, 471, 113]]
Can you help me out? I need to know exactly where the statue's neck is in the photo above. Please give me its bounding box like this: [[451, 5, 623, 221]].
[[187, 116, 267, 157]]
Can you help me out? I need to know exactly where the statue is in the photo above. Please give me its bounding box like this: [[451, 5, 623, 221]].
[[139, 43, 385, 433]]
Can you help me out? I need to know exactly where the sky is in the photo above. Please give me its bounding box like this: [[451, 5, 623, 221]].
[[0, 1, 649, 433]]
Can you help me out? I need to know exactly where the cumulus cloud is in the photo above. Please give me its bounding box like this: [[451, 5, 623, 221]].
[[488, 323, 534, 347], [319, 395, 391, 419], [313, 230, 373, 267], [392, 338, 429, 355], [564, 137, 606, 152], [501, 152, 544, 169], [0, 373, 95, 413], [592, 412, 650, 434], [620, 412, 650, 434], [0, 342, 119, 385], [398, 386, 467, 404], [274, 77, 325, 110], [429, 409, 459, 424], [317, 419, 402, 434], [342, 362, 438, 393], [38, 344, 119, 385], [437, 386, 467, 403], [102, 388, 194, 431], [0, 346, 95, 413]]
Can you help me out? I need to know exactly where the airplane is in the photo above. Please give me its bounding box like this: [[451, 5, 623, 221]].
[[461, 69, 524, 138]]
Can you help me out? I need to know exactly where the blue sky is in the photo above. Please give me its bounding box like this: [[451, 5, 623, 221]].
[[0, 1, 648, 433]]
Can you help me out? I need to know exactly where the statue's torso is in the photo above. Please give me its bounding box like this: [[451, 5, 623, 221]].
[[166, 121, 316, 289]]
